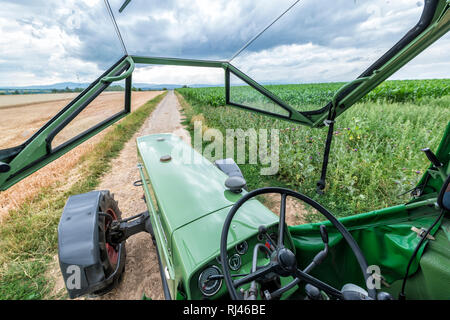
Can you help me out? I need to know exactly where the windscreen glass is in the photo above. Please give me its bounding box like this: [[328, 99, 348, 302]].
[[51, 90, 125, 149], [0, 0, 124, 150], [110, 0, 449, 114], [229, 72, 290, 117], [109, 0, 298, 60], [230, 0, 427, 111], [1, 0, 448, 151]]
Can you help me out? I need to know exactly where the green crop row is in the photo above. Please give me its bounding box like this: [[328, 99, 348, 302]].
[[179, 79, 450, 111]]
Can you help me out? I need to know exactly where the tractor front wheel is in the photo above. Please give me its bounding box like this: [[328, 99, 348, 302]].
[[92, 191, 126, 296]]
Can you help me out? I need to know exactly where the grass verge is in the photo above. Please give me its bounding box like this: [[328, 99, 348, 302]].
[[0, 92, 166, 300]]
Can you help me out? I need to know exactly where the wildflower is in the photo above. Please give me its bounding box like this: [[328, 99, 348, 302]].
[[415, 170, 421, 174]]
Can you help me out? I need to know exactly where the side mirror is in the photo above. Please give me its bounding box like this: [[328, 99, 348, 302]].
[[437, 175, 450, 211]]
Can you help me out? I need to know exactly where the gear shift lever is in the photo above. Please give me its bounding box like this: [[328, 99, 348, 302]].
[[303, 225, 329, 273], [320, 224, 328, 245], [315, 225, 329, 265], [422, 148, 447, 181]]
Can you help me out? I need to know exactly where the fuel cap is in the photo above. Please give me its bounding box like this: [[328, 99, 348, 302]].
[[160, 155, 171, 162]]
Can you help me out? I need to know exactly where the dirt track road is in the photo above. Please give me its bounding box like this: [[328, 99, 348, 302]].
[[91, 90, 190, 300]]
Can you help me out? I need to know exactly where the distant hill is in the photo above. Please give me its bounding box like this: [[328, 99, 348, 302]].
[[3, 82, 90, 90], [134, 83, 182, 90], [1, 82, 224, 92]]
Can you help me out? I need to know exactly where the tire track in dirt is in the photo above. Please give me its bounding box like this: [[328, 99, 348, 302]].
[[88, 90, 190, 300]]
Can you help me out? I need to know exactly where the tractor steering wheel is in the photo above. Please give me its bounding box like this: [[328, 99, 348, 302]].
[[220, 187, 377, 300]]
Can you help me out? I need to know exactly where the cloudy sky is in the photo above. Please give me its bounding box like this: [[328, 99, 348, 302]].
[[0, 0, 448, 87]]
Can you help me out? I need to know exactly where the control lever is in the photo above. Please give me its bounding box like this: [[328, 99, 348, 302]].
[[258, 225, 276, 250], [309, 225, 329, 268], [320, 224, 328, 244], [258, 225, 268, 235], [265, 225, 329, 300], [421, 148, 447, 182], [422, 148, 442, 168], [300, 227, 329, 299]]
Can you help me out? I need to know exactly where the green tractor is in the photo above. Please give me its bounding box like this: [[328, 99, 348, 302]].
[[0, 0, 449, 300]]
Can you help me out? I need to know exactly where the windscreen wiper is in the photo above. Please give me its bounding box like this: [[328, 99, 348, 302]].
[[119, 0, 131, 13]]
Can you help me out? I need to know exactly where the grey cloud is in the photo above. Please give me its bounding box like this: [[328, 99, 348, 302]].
[[0, 0, 447, 87]]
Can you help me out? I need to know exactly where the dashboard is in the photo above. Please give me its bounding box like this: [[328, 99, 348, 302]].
[[189, 224, 295, 299]]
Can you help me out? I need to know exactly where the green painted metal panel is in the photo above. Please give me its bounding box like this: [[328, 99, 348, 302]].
[[137, 162, 175, 281], [131, 55, 226, 68], [101, 56, 135, 82], [386, 218, 450, 299], [289, 200, 446, 297]]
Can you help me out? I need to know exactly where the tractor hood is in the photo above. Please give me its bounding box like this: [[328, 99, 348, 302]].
[[137, 133, 279, 294], [137, 133, 242, 236]]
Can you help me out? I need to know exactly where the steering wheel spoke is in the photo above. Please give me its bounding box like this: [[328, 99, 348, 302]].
[[233, 263, 278, 288], [278, 193, 287, 248], [293, 268, 343, 299]]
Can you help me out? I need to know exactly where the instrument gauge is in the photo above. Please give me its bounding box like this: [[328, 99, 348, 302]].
[[235, 241, 248, 255], [198, 266, 222, 297], [228, 254, 242, 271]]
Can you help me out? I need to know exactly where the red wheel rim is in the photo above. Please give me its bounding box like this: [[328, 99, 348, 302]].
[[105, 208, 119, 266]]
